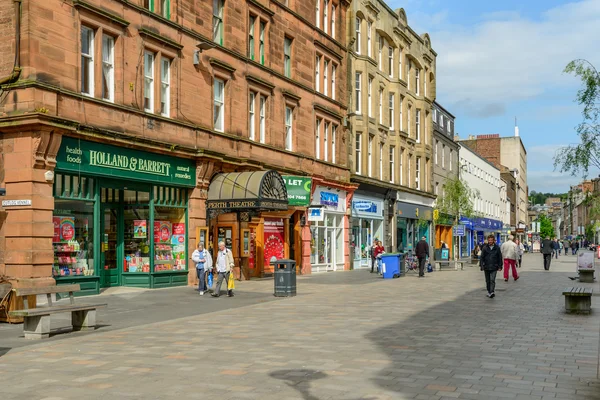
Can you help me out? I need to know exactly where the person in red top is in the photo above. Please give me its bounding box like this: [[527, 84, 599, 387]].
[[371, 240, 385, 274]]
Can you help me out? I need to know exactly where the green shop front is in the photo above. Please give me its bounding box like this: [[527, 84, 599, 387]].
[[53, 137, 195, 295]]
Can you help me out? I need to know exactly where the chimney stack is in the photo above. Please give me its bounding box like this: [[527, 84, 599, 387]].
[[515, 117, 519, 137]]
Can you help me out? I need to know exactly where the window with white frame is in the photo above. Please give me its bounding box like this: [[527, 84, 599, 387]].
[[367, 21, 372, 58], [144, 51, 154, 112], [368, 135, 373, 177], [367, 77, 372, 117], [331, 64, 336, 100], [379, 143, 383, 180], [81, 26, 94, 96], [388, 46, 393, 77], [415, 68, 420, 95], [101, 35, 114, 102], [399, 148, 404, 185], [213, 78, 225, 131], [316, 1, 321, 28], [258, 21, 266, 65], [415, 156, 421, 190], [315, 55, 321, 92], [398, 47, 403, 80], [323, 60, 328, 96], [355, 72, 362, 114], [259, 95, 266, 143], [331, 125, 337, 163], [378, 37, 383, 70], [407, 105, 411, 137], [316, 118, 321, 159], [161, 0, 170, 19], [389, 146, 395, 183], [389, 93, 394, 130], [378, 88, 383, 124], [160, 58, 170, 116], [285, 106, 293, 151], [354, 17, 361, 54], [447, 120, 451, 134], [355, 133, 362, 174], [324, 122, 329, 162], [415, 109, 421, 143], [284, 36, 292, 78], [407, 59, 411, 90], [331, 4, 336, 38], [249, 92, 256, 141], [249, 16, 255, 60], [213, 0, 224, 45], [449, 149, 453, 171], [435, 141, 438, 165], [442, 144, 446, 168], [323, 0, 328, 34], [399, 97, 403, 131], [407, 154, 412, 188], [424, 68, 428, 97]]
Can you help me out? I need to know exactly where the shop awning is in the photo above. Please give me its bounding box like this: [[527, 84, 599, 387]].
[[206, 170, 288, 211]]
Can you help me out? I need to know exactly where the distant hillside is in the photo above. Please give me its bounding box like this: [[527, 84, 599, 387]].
[[529, 191, 568, 205]]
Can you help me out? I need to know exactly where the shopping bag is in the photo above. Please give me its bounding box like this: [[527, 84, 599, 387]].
[[207, 272, 213, 289], [227, 273, 235, 290]]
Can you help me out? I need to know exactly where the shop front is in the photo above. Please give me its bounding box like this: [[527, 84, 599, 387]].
[[459, 216, 502, 257], [434, 213, 455, 258], [351, 194, 384, 270], [53, 136, 195, 295], [396, 201, 433, 253], [309, 186, 347, 273], [458, 216, 474, 258], [205, 170, 290, 280]]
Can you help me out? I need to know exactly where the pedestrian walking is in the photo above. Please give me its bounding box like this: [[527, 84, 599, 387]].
[[575, 241, 580, 254], [571, 241, 576, 255], [192, 243, 213, 296], [553, 239, 559, 259], [415, 236, 429, 278], [563, 239, 570, 256], [541, 236, 553, 270], [211, 241, 235, 298], [515, 238, 525, 268], [501, 235, 519, 282], [480, 234, 503, 298], [558, 240, 563, 256]]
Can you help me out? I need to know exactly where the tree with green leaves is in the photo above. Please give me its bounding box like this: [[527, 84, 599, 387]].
[[537, 213, 555, 239], [435, 177, 479, 266], [555, 59, 600, 177]]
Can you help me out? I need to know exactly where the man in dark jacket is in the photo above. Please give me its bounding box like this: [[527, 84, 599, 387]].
[[480, 234, 503, 298], [540, 236, 553, 270], [415, 236, 429, 278]]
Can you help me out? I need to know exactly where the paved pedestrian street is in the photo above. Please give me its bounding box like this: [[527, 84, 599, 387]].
[[2, 253, 600, 400]]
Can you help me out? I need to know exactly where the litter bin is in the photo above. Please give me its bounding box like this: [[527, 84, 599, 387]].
[[380, 253, 402, 279], [273, 259, 297, 297]]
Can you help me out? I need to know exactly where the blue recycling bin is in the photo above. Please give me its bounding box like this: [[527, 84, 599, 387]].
[[381, 253, 402, 279]]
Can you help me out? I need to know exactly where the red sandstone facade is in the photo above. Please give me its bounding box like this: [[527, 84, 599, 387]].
[[0, 0, 354, 290]]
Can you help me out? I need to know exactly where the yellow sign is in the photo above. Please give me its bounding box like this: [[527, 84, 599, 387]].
[[433, 209, 439, 220], [415, 208, 419, 217]]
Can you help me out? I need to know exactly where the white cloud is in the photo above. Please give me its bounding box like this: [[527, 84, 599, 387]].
[[418, 0, 600, 117]]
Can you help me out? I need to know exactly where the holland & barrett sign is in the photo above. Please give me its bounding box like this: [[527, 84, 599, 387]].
[[57, 137, 195, 187]]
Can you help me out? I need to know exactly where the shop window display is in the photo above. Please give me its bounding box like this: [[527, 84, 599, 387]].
[[310, 214, 343, 269], [154, 207, 187, 271], [123, 205, 151, 273], [53, 199, 95, 277]]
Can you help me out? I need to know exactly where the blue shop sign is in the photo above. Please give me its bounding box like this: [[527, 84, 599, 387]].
[[320, 192, 339, 207], [453, 225, 466, 236], [353, 200, 377, 213], [459, 216, 474, 229], [461, 216, 502, 231]]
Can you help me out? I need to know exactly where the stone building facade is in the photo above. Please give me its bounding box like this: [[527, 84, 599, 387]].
[[0, 0, 354, 292], [346, 2, 436, 267]]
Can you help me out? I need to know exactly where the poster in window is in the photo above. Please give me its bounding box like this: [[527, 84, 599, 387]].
[[134, 220, 147, 239], [249, 229, 256, 268], [173, 223, 185, 236], [53, 216, 61, 243], [154, 221, 172, 243], [263, 218, 284, 266], [241, 229, 250, 257], [60, 217, 75, 241]]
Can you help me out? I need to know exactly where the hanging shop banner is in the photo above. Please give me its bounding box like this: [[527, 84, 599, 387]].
[[308, 207, 324, 222], [283, 176, 312, 206], [154, 221, 172, 243], [134, 220, 147, 239], [263, 218, 285, 266], [453, 225, 466, 236], [56, 136, 195, 187]]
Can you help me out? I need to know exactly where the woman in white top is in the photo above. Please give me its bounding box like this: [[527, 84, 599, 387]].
[[515, 238, 525, 268]]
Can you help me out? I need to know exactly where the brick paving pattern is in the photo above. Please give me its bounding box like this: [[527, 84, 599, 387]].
[[1, 253, 600, 399]]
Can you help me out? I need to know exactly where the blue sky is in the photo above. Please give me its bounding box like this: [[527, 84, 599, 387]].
[[387, 0, 600, 194]]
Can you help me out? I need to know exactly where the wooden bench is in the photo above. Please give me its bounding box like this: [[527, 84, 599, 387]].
[[562, 287, 593, 314], [9, 284, 107, 339]]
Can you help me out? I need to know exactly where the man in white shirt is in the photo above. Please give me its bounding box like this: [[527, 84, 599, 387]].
[[212, 241, 235, 298], [191, 243, 212, 295], [501, 235, 519, 282]]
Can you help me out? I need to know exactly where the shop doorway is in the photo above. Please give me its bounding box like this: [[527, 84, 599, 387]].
[[100, 186, 151, 288]]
